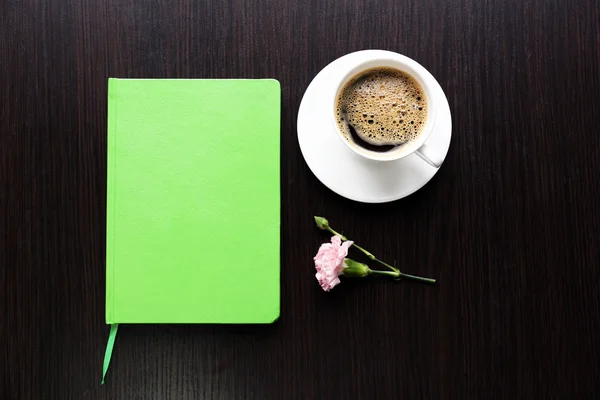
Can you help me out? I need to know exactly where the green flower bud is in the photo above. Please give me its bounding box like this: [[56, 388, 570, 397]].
[[314, 216, 330, 230], [342, 259, 371, 278]]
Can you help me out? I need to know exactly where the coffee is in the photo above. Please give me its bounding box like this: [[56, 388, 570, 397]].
[[335, 67, 428, 152]]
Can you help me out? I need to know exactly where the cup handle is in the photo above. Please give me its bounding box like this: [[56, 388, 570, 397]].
[[414, 142, 443, 168]]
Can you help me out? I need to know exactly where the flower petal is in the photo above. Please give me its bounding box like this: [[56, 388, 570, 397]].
[[330, 235, 342, 247], [338, 240, 353, 261]]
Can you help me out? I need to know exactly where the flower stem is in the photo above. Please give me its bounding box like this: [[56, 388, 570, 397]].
[[326, 227, 347, 241], [369, 269, 436, 283], [326, 227, 398, 273], [369, 270, 399, 277], [399, 273, 436, 284]]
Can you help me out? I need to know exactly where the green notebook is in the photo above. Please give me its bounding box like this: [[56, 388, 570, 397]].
[[106, 78, 281, 325]]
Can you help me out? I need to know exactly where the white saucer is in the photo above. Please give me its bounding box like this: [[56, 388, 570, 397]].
[[297, 50, 452, 203]]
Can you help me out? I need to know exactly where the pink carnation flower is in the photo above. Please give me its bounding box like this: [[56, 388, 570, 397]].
[[314, 235, 353, 291]]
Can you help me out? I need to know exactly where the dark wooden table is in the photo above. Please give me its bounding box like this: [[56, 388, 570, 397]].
[[2, 0, 600, 398]]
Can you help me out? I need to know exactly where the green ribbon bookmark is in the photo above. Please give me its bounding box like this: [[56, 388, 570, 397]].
[[101, 324, 119, 384]]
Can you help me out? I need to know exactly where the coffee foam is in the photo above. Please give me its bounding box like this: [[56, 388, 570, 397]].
[[335, 68, 428, 146]]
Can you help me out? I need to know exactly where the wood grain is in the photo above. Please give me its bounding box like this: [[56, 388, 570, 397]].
[[1, 0, 600, 398]]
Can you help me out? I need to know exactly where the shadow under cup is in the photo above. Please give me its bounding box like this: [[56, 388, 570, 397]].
[[331, 57, 438, 163]]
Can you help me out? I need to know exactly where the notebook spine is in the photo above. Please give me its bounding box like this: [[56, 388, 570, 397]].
[[105, 78, 118, 324]]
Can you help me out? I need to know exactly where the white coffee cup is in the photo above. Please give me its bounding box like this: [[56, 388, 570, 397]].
[[331, 54, 443, 167]]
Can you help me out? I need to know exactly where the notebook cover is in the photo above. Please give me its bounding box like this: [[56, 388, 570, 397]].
[[106, 78, 280, 324]]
